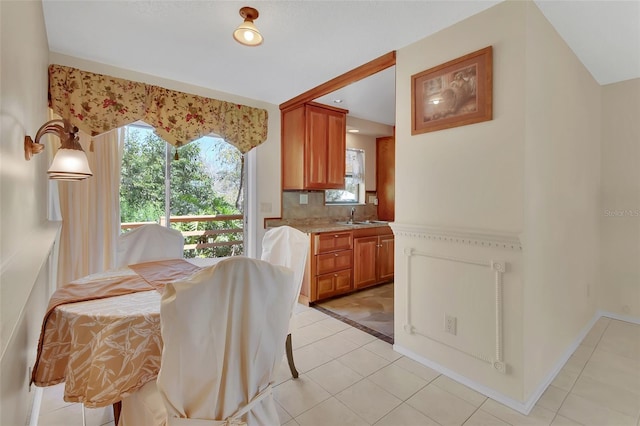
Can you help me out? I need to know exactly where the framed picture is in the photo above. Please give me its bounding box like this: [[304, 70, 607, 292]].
[[411, 46, 493, 135]]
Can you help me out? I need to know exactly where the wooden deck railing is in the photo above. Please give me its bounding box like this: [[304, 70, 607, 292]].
[[121, 214, 243, 258]]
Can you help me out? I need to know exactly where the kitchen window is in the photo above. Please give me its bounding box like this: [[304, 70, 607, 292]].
[[325, 148, 365, 205]]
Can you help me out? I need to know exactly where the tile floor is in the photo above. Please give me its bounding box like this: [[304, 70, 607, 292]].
[[36, 308, 640, 426]]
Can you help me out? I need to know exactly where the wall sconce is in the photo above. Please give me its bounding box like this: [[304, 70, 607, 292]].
[[24, 119, 93, 181], [233, 6, 263, 47]]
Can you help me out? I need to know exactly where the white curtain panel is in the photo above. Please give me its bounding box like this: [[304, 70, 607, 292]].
[[56, 127, 123, 285]]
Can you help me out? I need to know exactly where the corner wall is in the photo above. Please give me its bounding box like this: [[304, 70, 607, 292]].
[[394, 0, 527, 403], [522, 1, 601, 399], [599, 78, 640, 319], [0, 1, 59, 424], [394, 0, 606, 409]]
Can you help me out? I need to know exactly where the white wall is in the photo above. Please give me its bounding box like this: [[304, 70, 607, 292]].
[[0, 1, 59, 424], [48, 53, 282, 257], [599, 79, 640, 319]]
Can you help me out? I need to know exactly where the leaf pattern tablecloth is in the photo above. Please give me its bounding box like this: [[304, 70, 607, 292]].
[[32, 259, 207, 408], [36, 288, 162, 408]]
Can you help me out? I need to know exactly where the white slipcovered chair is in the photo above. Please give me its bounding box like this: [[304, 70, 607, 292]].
[[260, 226, 309, 378], [119, 256, 296, 426], [116, 224, 184, 268]]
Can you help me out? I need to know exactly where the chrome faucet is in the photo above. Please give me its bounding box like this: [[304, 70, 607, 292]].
[[350, 207, 356, 223]]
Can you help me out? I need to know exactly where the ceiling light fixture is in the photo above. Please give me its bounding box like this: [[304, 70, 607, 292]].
[[233, 6, 263, 47], [24, 119, 93, 181]]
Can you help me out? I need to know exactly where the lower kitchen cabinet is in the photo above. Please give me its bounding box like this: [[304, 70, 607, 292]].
[[354, 229, 394, 290], [309, 231, 353, 302], [299, 226, 394, 304], [316, 269, 352, 300], [378, 234, 395, 282]]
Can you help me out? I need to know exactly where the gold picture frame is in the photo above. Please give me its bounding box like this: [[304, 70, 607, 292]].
[[411, 46, 493, 135]]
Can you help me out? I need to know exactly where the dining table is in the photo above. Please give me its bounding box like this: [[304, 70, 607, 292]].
[[30, 257, 224, 418]]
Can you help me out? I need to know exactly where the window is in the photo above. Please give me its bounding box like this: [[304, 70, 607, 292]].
[[120, 123, 244, 258], [325, 148, 365, 205]]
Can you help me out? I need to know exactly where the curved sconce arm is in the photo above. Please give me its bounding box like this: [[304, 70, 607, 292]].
[[24, 118, 93, 180]]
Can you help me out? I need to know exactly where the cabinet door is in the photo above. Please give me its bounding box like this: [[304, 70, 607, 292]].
[[304, 105, 346, 189], [316, 269, 352, 300], [378, 234, 395, 282], [281, 105, 305, 190], [326, 112, 346, 187], [305, 106, 329, 188], [354, 236, 378, 289]]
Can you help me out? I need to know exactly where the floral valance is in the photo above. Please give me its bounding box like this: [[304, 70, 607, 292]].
[[48, 64, 268, 154]]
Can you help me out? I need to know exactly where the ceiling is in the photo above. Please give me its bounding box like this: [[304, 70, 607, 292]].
[[42, 1, 639, 130]]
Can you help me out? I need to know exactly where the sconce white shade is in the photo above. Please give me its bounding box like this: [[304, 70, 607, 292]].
[[48, 148, 93, 180], [24, 118, 93, 181], [233, 7, 263, 46]]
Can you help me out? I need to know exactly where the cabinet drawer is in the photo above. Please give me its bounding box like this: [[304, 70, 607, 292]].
[[316, 269, 352, 300], [316, 250, 352, 275], [314, 232, 353, 254]]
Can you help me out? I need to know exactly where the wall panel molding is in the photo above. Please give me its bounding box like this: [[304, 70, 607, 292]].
[[390, 223, 522, 251], [402, 247, 509, 373]]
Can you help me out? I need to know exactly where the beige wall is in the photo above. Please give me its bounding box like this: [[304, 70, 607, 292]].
[[394, 0, 527, 403], [394, 0, 607, 409], [522, 1, 602, 397], [0, 1, 59, 424], [599, 79, 640, 318], [48, 52, 283, 257]]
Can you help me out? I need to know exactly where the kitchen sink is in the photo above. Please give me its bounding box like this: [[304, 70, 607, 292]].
[[335, 220, 389, 226], [356, 220, 389, 224]]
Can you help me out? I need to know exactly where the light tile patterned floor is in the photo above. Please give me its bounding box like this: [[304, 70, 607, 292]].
[[36, 309, 640, 426]]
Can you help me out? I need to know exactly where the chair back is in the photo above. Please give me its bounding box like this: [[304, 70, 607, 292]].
[[156, 257, 295, 424], [260, 226, 309, 311], [116, 224, 184, 268]]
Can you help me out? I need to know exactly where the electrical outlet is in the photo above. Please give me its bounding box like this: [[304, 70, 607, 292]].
[[444, 314, 457, 335], [299, 193, 308, 205]]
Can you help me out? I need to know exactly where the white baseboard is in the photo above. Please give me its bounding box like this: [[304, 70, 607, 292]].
[[29, 386, 43, 426], [394, 310, 640, 416], [394, 343, 536, 415], [598, 310, 640, 325]]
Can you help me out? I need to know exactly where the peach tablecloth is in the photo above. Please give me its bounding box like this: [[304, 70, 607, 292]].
[[31, 258, 221, 408]]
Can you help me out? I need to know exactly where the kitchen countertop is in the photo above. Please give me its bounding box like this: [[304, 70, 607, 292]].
[[268, 221, 391, 234]]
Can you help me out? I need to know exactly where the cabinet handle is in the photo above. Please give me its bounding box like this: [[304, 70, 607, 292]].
[[334, 253, 339, 256], [334, 235, 339, 238], [334, 274, 338, 277]]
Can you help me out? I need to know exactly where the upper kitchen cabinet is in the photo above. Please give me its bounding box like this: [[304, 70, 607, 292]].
[[282, 102, 348, 190]]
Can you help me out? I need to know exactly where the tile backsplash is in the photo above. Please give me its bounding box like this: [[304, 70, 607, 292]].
[[266, 190, 378, 227]]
